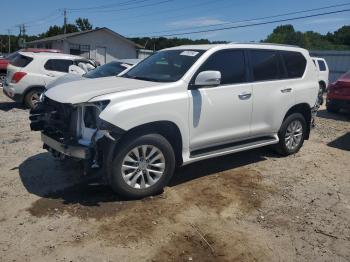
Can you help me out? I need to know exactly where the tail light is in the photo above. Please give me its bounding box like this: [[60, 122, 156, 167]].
[[11, 72, 27, 83]]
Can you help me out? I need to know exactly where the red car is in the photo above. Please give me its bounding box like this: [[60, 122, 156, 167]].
[[327, 71, 350, 113]]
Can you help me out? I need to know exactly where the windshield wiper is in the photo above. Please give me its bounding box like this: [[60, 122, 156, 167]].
[[123, 75, 160, 82]]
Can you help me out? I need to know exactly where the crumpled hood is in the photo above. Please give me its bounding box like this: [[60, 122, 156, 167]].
[[45, 76, 161, 104]]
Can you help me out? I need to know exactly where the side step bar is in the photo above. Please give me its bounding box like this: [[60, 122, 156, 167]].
[[188, 135, 279, 163]]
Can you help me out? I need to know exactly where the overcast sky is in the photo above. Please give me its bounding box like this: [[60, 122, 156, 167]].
[[1, 0, 349, 41]]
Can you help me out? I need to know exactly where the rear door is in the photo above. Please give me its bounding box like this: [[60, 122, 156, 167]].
[[43, 59, 73, 85], [249, 49, 299, 136]]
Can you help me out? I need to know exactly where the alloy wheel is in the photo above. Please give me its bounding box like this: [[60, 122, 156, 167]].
[[284, 120, 303, 151], [121, 145, 166, 189]]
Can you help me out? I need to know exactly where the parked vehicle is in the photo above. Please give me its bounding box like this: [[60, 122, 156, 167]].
[[0, 49, 62, 84], [3, 51, 95, 108], [326, 70, 350, 113], [312, 57, 329, 93], [30, 43, 319, 199], [45, 60, 140, 90]]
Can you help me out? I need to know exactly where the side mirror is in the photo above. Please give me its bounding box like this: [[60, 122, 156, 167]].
[[194, 71, 221, 87]]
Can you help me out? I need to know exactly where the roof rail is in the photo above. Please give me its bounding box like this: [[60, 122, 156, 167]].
[[228, 42, 300, 48]]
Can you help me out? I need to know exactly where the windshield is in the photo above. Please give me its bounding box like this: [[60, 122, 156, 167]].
[[84, 61, 129, 79], [122, 49, 205, 82]]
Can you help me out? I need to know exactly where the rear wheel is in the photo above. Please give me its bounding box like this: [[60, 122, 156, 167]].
[[108, 133, 175, 199], [24, 87, 44, 109], [275, 113, 307, 156]]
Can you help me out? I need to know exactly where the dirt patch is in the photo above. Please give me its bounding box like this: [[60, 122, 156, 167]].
[[151, 224, 270, 262], [27, 184, 128, 220], [178, 168, 275, 214]]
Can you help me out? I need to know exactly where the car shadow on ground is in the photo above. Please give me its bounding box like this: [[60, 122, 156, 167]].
[[328, 132, 350, 151], [0, 101, 26, 112], [19, 148, 273, 205], [317, 109, 350, 122]]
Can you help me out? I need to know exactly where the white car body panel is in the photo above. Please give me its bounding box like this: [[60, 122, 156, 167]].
[[312, 57, 329, 88]]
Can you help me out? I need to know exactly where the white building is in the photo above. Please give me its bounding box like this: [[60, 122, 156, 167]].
[[27, 27, 149, 64]]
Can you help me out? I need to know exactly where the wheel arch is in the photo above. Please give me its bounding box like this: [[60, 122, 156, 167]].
[[118, 121, 183, 166], [22, 85, 46, 102], [319, 80, 327, 92], [283, 103, 312, 140]]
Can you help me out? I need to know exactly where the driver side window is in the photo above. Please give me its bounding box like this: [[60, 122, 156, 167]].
[[199, 50, 247, 85]]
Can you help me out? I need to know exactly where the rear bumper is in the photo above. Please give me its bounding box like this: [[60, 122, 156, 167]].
[[2, 86, 23, 102], [41, 133, 90, 160], [326, 98, 350, 109]]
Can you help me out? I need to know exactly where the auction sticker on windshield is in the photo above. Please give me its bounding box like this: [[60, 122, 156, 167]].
[[180, 51, 200, 57]]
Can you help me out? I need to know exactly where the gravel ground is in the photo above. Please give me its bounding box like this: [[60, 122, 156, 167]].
[[0, 91, 349, 262]]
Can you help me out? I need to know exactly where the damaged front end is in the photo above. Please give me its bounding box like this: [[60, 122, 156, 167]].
[[29, 95, 124, 171]]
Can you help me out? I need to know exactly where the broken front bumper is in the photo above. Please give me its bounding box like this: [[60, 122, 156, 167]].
[[41, 133, 90, 159]]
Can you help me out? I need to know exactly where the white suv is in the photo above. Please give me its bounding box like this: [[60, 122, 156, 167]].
[[312, 57, 329, 93], [3, 52, 94, 108], [30, 43, 319, 199]]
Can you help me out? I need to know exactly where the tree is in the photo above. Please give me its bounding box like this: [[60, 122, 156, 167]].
[[75, 18, 93, 31], [331, 26, 350, 46], [264, 24, 350, 50]]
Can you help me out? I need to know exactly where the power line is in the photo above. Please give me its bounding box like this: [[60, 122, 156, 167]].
[[67, 0, 155, 11], [143, 8, 350, 38], [69, 0, 175, 14], [134, 2, 350, 36]]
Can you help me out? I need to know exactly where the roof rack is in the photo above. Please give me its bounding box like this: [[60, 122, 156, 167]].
[[229, 42, 300, 48]]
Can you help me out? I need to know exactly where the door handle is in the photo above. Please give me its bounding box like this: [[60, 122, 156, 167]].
[[281, 88, 292, 93], [46, 73, 56, 77], [238, 92, 252, 100]]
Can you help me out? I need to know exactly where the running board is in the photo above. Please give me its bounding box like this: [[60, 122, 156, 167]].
[[189, 135, 279, 162]]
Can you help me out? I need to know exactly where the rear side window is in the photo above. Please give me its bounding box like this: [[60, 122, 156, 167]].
[[250, 50, 281, 81], [199, 50, 246, 85], [44, 59, 73, 73], [318, 60, 327, 71], [281, 51, 307, 78], [10, 54, 33, 68]]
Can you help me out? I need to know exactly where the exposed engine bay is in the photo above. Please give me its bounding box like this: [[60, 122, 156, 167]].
[[29, 96, 123, 170]]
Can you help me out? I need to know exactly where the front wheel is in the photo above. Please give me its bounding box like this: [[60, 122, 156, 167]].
[[275, 113, 307, 156], [24, 87, 45, 109], [108, 133, 175, 199]]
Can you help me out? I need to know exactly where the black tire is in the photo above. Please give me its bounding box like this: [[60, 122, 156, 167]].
[[0, 73, 6, 86], [108, 133, 175, 199], [275, 113, 307, 156], [326, 102, 340, 113], [24, 87, 45, 109]]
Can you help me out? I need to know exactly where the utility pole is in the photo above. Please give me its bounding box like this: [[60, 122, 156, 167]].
[[63, 8, 67, 34], [8, 29, 11, 54]]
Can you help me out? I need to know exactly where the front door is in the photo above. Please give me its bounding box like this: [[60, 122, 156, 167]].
[[189, 49, 253, 152]]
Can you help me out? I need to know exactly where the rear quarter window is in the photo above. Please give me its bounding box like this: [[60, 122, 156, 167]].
[[281, 51, 307, 78], [318, 60, 327, 71], [10, 54, 33, 68]]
